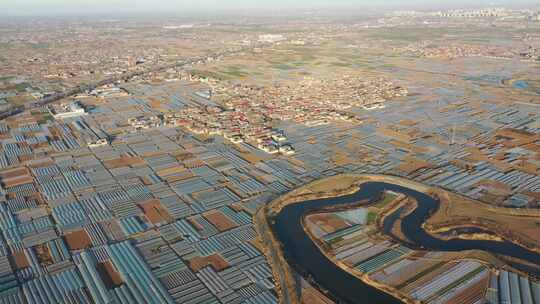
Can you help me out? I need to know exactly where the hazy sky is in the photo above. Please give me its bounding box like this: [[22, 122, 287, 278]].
[[1, 0, 539, 15]]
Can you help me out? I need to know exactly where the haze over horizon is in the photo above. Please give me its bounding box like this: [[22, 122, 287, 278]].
[[2, 0, 540, 16]]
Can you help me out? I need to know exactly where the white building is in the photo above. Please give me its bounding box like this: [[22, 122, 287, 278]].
[[88, 139, 109, 148], [49, 101, 86, 119], [258, 34, 286, 43]]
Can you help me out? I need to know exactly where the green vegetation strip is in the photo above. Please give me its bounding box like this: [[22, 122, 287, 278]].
[[14, 83, 32, 92], [367, 211, 378, 224], [190, 69, 227, 80], [374, 192, 398, 208], [272, 64, 295, 70], [327, 236, 344, 246]]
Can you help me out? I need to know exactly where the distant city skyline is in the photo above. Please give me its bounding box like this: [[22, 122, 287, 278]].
[[1, 0, 540, 16]]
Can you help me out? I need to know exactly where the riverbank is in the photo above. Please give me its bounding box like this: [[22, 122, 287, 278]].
[[259, 174, 540, 303], [253, 204, 300, 304], [267, 174, 430, 215], [425, 188, 540, 255], [302, 210, 415, 304]]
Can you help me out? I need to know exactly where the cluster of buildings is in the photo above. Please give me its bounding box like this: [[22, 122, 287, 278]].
[[121, 75, 408, 157], [257, 35, 286, 44], [131, 105, 296, 156], [128, 115, 163, 131], [212, 75, 407, 127], [146, 75, 406, 155], [394, 41, 516, 59]]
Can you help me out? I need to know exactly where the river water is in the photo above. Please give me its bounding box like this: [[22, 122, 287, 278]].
[[272, 182, 540, 304]]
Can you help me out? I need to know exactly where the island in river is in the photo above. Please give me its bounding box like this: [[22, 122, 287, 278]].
[[255, 174, 540, 304]]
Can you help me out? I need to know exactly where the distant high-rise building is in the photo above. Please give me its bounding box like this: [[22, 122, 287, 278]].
[[438, 8, 508, 18]]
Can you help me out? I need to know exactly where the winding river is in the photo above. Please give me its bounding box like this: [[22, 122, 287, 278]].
[[272, 182, 540, 304]]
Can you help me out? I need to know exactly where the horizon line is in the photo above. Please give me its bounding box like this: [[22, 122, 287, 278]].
[[1, 3, 539, 18]]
